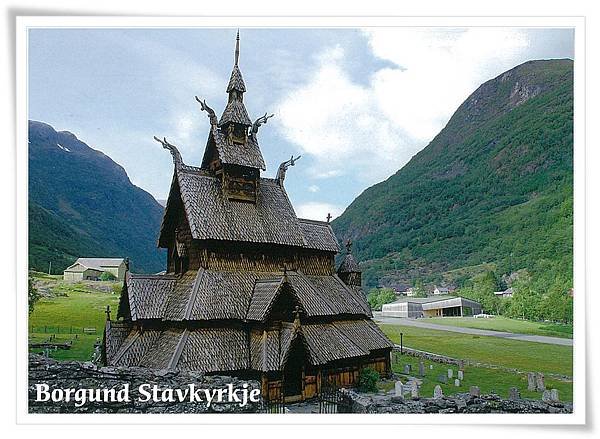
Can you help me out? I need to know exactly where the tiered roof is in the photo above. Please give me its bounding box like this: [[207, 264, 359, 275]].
[[119, 269, 371, 322], [105, 319, 392, 373]]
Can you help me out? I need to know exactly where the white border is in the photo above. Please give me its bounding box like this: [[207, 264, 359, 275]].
[[15, 15, 586, 425]]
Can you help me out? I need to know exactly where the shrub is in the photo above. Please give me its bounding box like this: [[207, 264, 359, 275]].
[[28, 278, 41, 315], [99, 271, 117, 281], [357, 367, 380, 393]]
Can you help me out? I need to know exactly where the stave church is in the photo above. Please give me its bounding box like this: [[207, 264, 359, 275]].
[[103, 31, 393, 402]]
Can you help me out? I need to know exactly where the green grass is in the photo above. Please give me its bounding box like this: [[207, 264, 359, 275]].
[[379, 354, 572, 402], [380, 323, 572, 377], [424, 316, 573, 339], [29, 276, 120, 361]]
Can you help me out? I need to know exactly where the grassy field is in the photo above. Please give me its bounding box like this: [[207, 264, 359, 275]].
[[378, 353, 572, 402], [29, 273, 121, 361], [424, 316, 573, 339], [380, 323, 572, 377]]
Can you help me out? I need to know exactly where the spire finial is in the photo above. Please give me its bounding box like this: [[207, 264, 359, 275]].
[[234, 29, 240, 66]]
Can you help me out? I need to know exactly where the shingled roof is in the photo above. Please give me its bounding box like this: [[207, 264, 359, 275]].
[[159, 166, 340, 252], [219, 99, 252, 127], [120, 269, 371, 323], [108, 319, 392, 372], [203, 124, 266, 170], [226, 65, 246, 93], [298, 219, 340, 252]]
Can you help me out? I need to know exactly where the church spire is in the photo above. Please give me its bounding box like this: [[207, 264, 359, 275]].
[[219, 30, 251, 128], [234, 29, 240, 66]]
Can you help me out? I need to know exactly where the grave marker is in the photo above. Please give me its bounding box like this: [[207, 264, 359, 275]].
[[508, 387, 520, 400], [536, 373, 545, 391], [527, 372, 536, 391]]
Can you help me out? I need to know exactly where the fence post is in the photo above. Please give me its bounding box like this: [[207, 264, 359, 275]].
[[400, 332, 403, 355]]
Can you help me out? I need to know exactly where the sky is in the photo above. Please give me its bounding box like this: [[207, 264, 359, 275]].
[[28, 27, 574, 221]]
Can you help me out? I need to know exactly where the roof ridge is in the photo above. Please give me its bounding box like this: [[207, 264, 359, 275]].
[[168, 329, 189, 369], [297, 218, 330, 225], [183, 268, 205, 320]]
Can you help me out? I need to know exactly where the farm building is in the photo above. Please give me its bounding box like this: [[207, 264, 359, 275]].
[[381, 295, 482, 318], [103, 33, 393, 404], [63, 258, 126, 281]]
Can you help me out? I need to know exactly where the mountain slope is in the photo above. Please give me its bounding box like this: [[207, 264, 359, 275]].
[[332, 59, 573, 290], [28, 121, 166, 273]]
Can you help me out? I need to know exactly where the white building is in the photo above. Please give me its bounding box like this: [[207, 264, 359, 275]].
[[433, 285, 450, 295], [381, 295, 483, 318], [494, 287, 514, 298]]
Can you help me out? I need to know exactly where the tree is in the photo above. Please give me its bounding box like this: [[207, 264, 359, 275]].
[[28, 278, 41, 315], [471, 271, 501, 314], [412, 279, 427, 298], [367, 288, 397, 311]]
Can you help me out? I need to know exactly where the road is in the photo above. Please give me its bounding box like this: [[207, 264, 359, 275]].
[[372, 313, 573, 346]]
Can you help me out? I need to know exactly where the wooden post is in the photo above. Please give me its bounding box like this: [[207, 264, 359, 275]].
[[400, 332, 403, 354]]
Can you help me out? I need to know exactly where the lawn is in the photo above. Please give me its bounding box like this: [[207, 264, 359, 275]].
[[424, 316, 573, 339], [380, 323, 573, 377], [378, 354, 572, 402], [29, 274, 121, 361]]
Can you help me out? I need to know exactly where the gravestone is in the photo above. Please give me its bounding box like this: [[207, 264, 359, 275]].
[[536, 373, 545, 391], [433, 385, 443, 399], [418, 362, 425, 377], [394, 381, 404, 399], [550, 389, 559, 402], [447, 369, 453, 379], [410, 381, 419, 399], [404, 364, 411, 374], [527, 372, 536, 391], [508, 387, 520, 400], [429, 365, 434, 370], [469, 386, 480, 397], [437, 374, 448, 384], [542, 390, 553, 403], [457, 370, 464, 380], [458, 360, 465, 371], [454, 379, 460, 387]]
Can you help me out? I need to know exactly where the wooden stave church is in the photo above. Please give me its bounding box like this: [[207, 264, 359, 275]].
[[103, 32, 393, 402]]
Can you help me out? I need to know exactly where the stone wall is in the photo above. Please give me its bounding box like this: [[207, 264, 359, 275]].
[[28, 354, 262, 414], [345, 390, 573, 414]]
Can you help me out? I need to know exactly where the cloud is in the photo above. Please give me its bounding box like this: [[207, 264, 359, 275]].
[[308, 184, 320, 193], [365, 28, 530, 140], [276, 28, 532, 186], [295, 202, 343, 221]]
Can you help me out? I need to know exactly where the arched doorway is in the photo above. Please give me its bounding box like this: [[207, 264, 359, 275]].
[[283, 337, 306, 400]]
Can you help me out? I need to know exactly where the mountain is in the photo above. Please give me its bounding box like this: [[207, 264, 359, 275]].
[[332, 59, 573, 290], [28, 121, 166, 274]]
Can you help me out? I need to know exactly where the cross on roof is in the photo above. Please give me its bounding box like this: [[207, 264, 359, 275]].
[[345, 239, 353, 254], [105, 305, 111, 321], [326, 212, 332, 223]]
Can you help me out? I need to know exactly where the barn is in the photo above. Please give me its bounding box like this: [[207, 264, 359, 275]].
[[63, 258, 126, 281]]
